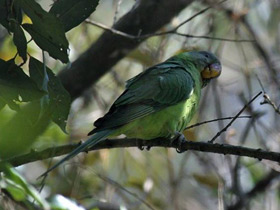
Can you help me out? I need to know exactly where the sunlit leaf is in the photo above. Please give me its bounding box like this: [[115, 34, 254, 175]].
[[50, 0, 99, 32], [0, 36, 17, 61], [0, 101, 48, 158]]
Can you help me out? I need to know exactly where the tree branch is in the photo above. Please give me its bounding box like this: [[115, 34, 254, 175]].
[[58, 0, 196, 99], [85, 1, 255, 44], [1, 138, 280, 171]]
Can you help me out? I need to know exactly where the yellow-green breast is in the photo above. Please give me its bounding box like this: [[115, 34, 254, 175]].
[[113, 82, 201, 140]]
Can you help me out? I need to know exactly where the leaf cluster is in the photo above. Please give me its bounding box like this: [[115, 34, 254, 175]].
[[0, 0, 99, 131]]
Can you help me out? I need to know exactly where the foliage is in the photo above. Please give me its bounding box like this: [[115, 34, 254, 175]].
[[1, 0, 280, 210], [0, 163, 84, 209], [0, 0, 99, 207], [0, 0, 99, 157]]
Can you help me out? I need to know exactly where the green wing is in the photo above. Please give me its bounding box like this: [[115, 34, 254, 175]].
[[90, 61, 195, 134]]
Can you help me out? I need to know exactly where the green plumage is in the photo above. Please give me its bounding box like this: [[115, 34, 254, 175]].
[[41, 51, 221, 176]]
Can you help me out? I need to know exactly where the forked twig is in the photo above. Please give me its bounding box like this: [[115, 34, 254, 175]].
[[209, 91, 262, 143]]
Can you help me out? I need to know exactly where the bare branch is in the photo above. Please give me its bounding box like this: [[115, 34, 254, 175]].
[[2, 137, 280, 171]]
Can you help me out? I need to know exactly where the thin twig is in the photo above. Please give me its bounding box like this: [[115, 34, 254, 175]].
[[222, 7, 280, 88], [85, 19, 255, 42], [256, 74, 280, 115], [85, 0, 254, 43], [85, 20, 136, 39], [184, 116, 251, 130], [209, 91, 262, 143], [172, 2, 215, 31], [255, 74, 265, 93], [260, 93, 280, 115], [171, 32, 255, 42]]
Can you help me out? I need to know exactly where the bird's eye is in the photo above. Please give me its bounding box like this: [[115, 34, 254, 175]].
[[204, 54, 209, 58]]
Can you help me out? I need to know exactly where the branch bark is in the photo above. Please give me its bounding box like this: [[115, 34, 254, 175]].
[[58, 0, 194, 99], [2, 138, 280, 171]]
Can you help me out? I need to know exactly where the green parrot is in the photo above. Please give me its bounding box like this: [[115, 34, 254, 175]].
[[41, 51, 221, 176]]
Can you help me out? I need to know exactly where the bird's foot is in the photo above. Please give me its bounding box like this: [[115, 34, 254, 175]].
[[137, 139, 144, 150], [137, 139, 151, 151], [146, 145, 151, 151], [171, 132, 187, 153]]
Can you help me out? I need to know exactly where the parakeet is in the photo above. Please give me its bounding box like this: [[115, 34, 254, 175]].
[[41, 51, 221, 176]]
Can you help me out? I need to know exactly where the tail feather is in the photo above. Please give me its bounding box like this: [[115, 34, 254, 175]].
[[39, 130, 113, 178]]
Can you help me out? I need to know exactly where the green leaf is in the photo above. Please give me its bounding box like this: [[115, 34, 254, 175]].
[[0, 164, 50, 208], [0, 179, 26, 201], [0, 59, 45, 110], [23, 24, 68, 63], [0, 101, 49, 158], [28, 57, 49, 92], [0, 0, 22, 32], [14, 0, 69, 63], [29, 57, 71, 132], [11, 22, 27, 62], [50, 0, 99, 32], [0, 0, 11, 30]]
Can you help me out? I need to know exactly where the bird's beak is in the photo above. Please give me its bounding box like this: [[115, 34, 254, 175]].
[[201, 63, 222, 79]]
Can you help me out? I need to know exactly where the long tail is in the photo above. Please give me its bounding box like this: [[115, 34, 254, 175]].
[[39, 130, 113, 178]]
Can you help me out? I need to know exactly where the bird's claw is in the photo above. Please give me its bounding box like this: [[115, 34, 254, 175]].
[[137, 139, 145, 150], [137, 139, 151, 151], [176, 147, 184, 153], [172, 132, 187, 153], [138, 145, 145, 150]]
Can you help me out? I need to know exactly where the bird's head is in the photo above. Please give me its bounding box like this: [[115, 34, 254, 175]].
[[178, 51, 222, 87]]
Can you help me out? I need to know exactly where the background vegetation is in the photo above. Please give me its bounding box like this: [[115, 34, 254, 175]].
[[0, 0, 280, 209]]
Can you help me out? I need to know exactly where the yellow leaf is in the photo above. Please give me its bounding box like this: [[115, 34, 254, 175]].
[[192, 173, 219, 189]]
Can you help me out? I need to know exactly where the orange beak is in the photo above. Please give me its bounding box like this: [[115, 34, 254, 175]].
[[201, 63, 222, 79]]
